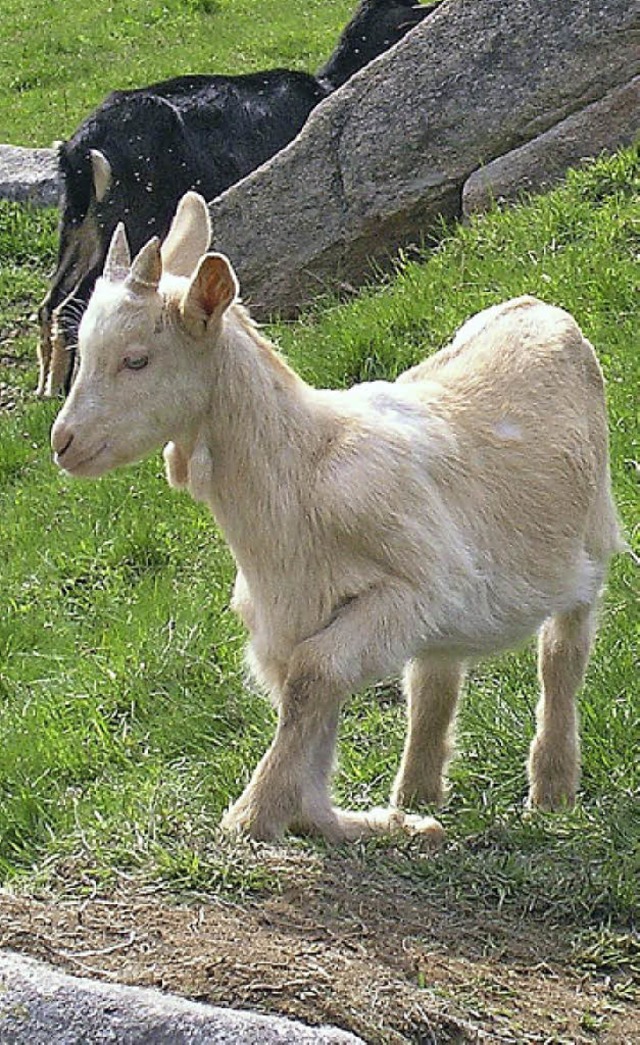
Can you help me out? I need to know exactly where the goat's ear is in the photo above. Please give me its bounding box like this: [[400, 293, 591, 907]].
[[127, 237, 162, 294], [103, 223, 131, 282], [90, 149, 112, 203], [181, 253, 238, 332], [161, 192, 212, 278]]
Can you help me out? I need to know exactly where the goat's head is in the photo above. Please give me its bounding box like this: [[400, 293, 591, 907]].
[[51, 192, 238, 478]]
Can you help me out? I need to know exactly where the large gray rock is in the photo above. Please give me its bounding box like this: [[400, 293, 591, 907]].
[[462, 77, 640, 216], [207, 0, 639, 317], [0, 145, 58, 206], [0, 951, 363, 1044]]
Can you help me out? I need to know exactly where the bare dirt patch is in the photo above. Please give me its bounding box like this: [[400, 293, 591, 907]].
[[1, 851, 636, 1044]]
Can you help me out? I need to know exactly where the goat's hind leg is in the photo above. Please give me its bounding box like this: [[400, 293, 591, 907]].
[[391, 653, 465, 810], [527, 603, 597, 810]]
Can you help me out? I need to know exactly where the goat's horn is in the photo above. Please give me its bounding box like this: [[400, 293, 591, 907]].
[[103, 223, 131, 283], [90, 149, 112, 204], [127, 237, 162, 293]]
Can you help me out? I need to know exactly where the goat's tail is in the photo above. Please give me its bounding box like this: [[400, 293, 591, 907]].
[[586, 457, 627, 565]]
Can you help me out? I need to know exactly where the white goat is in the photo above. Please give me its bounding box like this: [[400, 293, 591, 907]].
[[51, 192, 621, 844]]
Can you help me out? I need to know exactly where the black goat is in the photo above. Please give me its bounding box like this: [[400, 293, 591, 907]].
[[318, 0, 432, 88], [38, 0, 436, 396]]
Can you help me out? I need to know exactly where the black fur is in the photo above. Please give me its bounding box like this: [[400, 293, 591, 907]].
[[41, 0, 437, 390], [318, 0, 437, 89]]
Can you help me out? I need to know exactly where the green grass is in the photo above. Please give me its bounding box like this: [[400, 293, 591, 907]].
[[0, 148, 638, 946], [1, 0, 355, 146]]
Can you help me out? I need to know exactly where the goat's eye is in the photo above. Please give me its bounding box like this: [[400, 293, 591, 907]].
[[123, 355, 149, 371]]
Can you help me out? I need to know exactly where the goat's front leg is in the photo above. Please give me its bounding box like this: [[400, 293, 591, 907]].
[[221, 663, 343, 842], [47, 321, 71, 397], [36, 311, 53, 398], [221, 584, 443, 844]]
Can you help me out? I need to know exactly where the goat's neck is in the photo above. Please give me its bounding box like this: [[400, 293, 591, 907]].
[[175, 308, 323, 571]]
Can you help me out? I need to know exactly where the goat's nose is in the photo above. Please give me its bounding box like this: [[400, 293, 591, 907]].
[[51, 421, 74, 457]]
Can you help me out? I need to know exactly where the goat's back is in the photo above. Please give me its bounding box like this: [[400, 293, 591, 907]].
[[397, 296, 620, 576]]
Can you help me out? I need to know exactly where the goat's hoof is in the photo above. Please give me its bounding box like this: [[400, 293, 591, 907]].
[[401, 812, 446, 844], [220, 801, 284, 843], [526, 786, 577, 812], [327, 806, 445, 844], [391, 778, 446, 810], [527, 741, 579, 812]]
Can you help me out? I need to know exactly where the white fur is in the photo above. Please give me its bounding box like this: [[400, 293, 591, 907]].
[[51, 193, 622, 843]]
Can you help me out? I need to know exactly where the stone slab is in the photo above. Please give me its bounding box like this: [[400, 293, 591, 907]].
[[0, 144, 58, 207], [462, 77, 640, 215], [0, 950, 364, 1044], [205, 0, 639, 317]]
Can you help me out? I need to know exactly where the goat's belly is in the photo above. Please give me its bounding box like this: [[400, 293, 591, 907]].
[[414, 546, 605, 659], [233, 532, 606, 694]]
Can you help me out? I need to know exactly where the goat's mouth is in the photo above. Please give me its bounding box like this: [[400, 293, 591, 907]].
[[55, 441, 110, 477]]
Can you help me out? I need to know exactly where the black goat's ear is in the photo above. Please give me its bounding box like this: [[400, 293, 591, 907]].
[[103, 223, 131, 282], [161, 192, 212, 278], [181, 252, 238, 333]]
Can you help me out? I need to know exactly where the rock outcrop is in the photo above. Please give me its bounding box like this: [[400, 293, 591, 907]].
[[205, 0, 638, 316], [0, 145, 58, 207], [1, 0, 638, 317], [0, 951, 363, 1045], [462, 77, 640, 216]]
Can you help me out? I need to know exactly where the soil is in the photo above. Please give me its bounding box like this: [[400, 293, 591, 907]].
[[1, 849, 637, 1045]]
